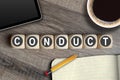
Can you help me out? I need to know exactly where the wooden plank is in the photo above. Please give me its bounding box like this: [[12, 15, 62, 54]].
[[43, 0, 87, 14], [0, 53, 49, 80]]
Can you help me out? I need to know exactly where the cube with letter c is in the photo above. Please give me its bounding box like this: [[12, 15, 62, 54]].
[[84, 34, 97, 49], [11, 34, 25, 49]]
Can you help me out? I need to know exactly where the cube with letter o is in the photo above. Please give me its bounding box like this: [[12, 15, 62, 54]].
[[26, 35, 39, 49]]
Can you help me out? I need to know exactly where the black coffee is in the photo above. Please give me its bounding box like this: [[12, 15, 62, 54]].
[[93, 0, 120, 21]]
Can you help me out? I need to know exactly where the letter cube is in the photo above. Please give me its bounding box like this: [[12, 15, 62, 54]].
[[11, 34, 25, 49], [40, 35, 54, 49], [98, 34, 113, 48], [55, 35, 68, 49], [69, 34, 83, 49], [84, 34, 97, 48], [26, 35, 39, 49]]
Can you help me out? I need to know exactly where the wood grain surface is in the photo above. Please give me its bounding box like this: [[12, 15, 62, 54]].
[[0, 0, 120, 80]]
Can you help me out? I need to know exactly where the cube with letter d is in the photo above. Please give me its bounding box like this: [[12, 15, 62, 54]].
[[55, 35, 68, 49]]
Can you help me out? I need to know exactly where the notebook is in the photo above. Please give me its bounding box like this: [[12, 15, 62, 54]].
[[52, 55, 120, 80], [0, 0, 42, 30]]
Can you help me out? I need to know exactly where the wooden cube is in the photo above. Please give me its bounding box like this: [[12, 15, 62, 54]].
[[55, 35, 68, 49], [26, 35, 39, 49], [98, 34, 113, 48], [69, 34, 83, 49], [84, 34, 97, 49], [40, 35, 54, 49], [11, 34, 25, 49]]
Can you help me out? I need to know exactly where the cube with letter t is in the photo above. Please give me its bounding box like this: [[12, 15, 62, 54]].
[[98, 34, 113, 48]]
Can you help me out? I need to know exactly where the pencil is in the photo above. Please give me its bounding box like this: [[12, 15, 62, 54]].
[[44, 54, 78, 76]]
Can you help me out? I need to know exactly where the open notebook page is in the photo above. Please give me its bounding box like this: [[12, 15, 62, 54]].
[[52, 55, 118, 80], [117, 55, 120, 80]]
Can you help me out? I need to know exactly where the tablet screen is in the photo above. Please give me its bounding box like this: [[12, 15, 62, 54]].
[[0, 0, 41, 30]]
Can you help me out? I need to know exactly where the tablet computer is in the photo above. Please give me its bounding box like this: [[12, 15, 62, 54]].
[[0, 0, 42, 31]]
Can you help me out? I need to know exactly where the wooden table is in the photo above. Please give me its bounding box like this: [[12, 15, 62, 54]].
[[0, 0, 120, 80]]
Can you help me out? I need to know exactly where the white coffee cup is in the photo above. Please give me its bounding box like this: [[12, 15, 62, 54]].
[[87, 0, 120, 28]]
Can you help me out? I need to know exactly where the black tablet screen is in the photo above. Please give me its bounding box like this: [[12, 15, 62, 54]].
[[0, 0, 41, 30]]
